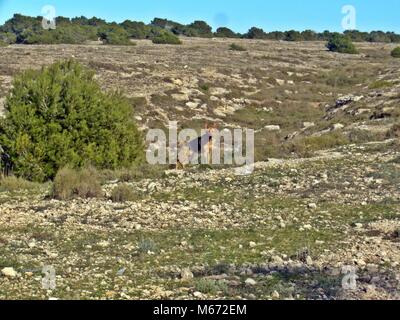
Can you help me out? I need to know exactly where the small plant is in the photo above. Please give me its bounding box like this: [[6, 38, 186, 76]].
[[138, 238, 157, 254], [111, 184, 138, 202], [52, 166, 103, 200], [199, 83, 210, 92], [195, 279, 229, 295], [327, 33, 358, 54], [229, 43, 247, 51], [391, 47, 400, 58]]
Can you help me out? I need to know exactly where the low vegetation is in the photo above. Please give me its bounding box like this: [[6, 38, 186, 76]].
[[326, 33, 358, 54], [152, 31, 182, 45], [52, 166, 103, 200], [111, 184, 138, 202], [391, 47, 400, 58], [0, 176, 41, 192], [229, 43, 247, 51]]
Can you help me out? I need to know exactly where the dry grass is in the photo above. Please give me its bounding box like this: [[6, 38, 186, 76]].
[[0, 176, 41, 192], [52, 166, 103, 200], [110, 184, 138, 202]]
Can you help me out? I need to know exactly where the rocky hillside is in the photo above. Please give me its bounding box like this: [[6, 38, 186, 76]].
[[0, 39, 399, 300]]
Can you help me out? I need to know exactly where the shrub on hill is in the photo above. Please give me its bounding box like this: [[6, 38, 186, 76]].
[[98, 24, 133, 45], [0, 60, 144, 182], [244, 27, 268, 39], [215, 27, 240, 38], [391, 47, 400, 58], [326, 33, 358, 54], [152, 31, 182, 44], [229, 43, 247, 51], [52, 166, 103, 200]]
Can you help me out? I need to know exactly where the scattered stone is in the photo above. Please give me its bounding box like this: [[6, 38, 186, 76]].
[[245, 278, 257, 286], [249, 242, 257, 248], [308, 203, 317, 210], [264, 125, 281, 132], [180, 268, 194, 280], [1, 267, 17, 278]]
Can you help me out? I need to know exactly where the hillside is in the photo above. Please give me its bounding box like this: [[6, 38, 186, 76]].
[[0, 38, 399, 300]]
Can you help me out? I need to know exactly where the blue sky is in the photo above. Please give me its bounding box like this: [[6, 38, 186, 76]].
[[0, 0, 399, 33]]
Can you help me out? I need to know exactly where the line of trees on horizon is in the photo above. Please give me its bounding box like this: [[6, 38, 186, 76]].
[[1, 13, 400, 46]]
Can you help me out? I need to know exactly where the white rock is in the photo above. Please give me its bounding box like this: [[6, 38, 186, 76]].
[[186, 101, 199, 109], [264, 125, 281, 131], [332, 123, 344, 131], [245, 278, 257, 286], [249, 242, 257, 248], [303, 122, 315, 129], [1, 267, 17, 278], [98, 241, 110, 248], [308, 203, 317, 209], [180, 268, 194, 280]]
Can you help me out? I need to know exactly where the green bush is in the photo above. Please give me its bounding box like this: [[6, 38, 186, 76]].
[[391, 47, 400, 58], [98, 24, 133, 45], [152, 31, 182, 44], [111, 183, 138, 202], [52, 166, 103, 200], [0, 60, 144, 182], [245, 27, 268, 39], [215, 27, 239, 38], [229, 43, 247, 51], [327, 33, 358, 54]]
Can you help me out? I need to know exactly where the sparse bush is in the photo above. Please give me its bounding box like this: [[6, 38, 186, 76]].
[[152, 31, 182, 44], [138, 238, 157, 253], [52, 166, 103, 200], [327, 33, 358, 54], [111, 183, 138, 202], [0, 60, 144, 182], [349, 129, 385, 143], [229, 43, 247, 51], [98, 24, 133, 45], [0, 176, 41, 192], [369, 80, 393, 89], [288, 132, 350, 157], [195, 279, 229, 295], [391, 47, 400, 58]]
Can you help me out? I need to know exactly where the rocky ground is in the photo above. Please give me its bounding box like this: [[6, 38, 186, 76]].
[[0, 38, 399, 300]]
